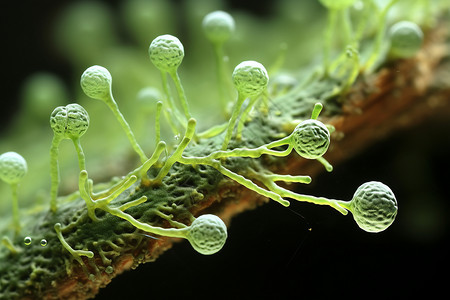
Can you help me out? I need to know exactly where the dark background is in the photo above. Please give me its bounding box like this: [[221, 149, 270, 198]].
[[1, 0, 449, 298]]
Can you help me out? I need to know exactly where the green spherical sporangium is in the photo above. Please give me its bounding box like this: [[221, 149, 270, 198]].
[[80, 65, 112, 100], [389, 21, 423, 58], [148, 34, 184, 73], [50, 103, 90, 140], [202, 10, 235, 45], [232, 60, 269, 97], [292, 119, 330, 159], [0, 152, 28, 185], [350, 181, 398, 233], [187, 214, 227, 255]]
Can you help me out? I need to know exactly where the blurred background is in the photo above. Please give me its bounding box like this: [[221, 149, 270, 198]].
[[1, 0, 449, 298]]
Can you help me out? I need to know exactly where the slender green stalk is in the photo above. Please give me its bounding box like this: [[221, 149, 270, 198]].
[[50, 136, 62, 213], [160, 70, 186, 130], [178, 156, 290, 206], [105, 93, 148, 164], [104, 206, 189, 238], [363, 0, 399, 73], [155, 101, 163, 145], [211, 136, 292, 160], [71, 138, 86, 171], [222, 93, 246, 150], [1, 236, 19, 254], [213, 43, 229, 114], [262, 178, 348, 215], [54, 223, 94, 268], [236, 96, 258, 140], [197, 122, 228, 139], [324, 9, 338, 77], [153, 119, 196, 182], [10, 183, 20, 235], [169, 70, 191, 121]]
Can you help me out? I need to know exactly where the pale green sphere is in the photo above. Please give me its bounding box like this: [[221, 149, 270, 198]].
[[232, 61, 269, 97], [350, 181, 398, 233], [292, 119, 330, 159], [80, 65, 112, 100], [50, 103, 90, 140], [187, 214, 227, 255], [389, 21, 423, 58], [0, 152, 28, 185], [202, 10, 235, 45], [148, 34, 184, 72]]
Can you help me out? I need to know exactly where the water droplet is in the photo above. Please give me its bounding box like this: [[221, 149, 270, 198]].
[[40, 239, 48, 247], [105, 266, 114, 274], [174, 134, 181, 141], [24, 236, 32, 246]]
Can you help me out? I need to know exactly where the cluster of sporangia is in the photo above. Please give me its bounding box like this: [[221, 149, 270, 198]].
[[1, 9, 406, 262]]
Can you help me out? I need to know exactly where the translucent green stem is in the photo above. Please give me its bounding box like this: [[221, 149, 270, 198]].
[[154, 118, 196, 182], [71, 138, 86, 171], [197, 122, 228, 139], [155, 101, 163, 145], [50, 135, 62, 213], [1, 236, 19, 254], [222, 93, 247, 150], [236, 96, 258, 140], [311, 102, 323, 120], [169, 70, 191, 121], [363, 0, 399, 73], [10, 183, 20, 235], [104, 206, 189, 239], [263, 178, 348, 215], [54, 223, 94, 268], [160, 70, 186, 129], [105, 94, 148, 164], [324, 9, 337, 77], [212, 136, 292, 160], [178, 156, 290, 207], [213, 43, 229, 114]]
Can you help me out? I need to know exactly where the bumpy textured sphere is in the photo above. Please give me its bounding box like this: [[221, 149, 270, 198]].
[[80, 65, 112, 100], [319, 0, 356, 10], [389, 21, 423, 58], [149, 34, 184, 72], [202, 10, 235, 44], [50, 104, 90, 139], [350, 181, 398, 233], [232, 61, 269, 97], [187, 214, 227, 255], [292, 119, 330, 159], [0, 152, 27, 184]]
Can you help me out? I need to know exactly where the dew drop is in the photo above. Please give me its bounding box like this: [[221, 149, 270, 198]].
[[40, 239, 48, 247], [105, 266, 114, 274], [24, 236, 32, 246]]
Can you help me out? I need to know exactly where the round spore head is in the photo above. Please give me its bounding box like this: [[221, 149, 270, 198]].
[[187, 214, 227, 255], [292, 119, 330, 159], [0, 152, 27, 185], [232, 61, 269, 97], [202, 10, 235, 45], [350, 181, 398, 233], [148, 34, 184, 73], [80, 65, 112, 100], [50, 103, 90, 140], [319, 0, 356, 10], [389, 21, 423, 58]]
